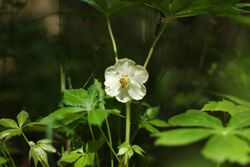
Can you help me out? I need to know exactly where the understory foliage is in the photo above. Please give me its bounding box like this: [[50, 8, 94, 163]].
[[0, 0, 250, 167]]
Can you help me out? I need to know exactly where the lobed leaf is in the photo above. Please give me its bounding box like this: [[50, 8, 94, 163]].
[[202, 135, 250, 165], [228, 111, 250, 129], [201, 100, 239, 115], [0, 129, 22, 140], [169, 110, 223, 129], [154, 128, 213, 146], [81, 0, 131, 16]]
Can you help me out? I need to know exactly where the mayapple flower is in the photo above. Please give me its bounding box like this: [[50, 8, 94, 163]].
[[104, 58, 149, 103]]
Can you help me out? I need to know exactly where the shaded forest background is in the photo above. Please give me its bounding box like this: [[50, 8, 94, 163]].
[[0, 0, 250, 166]]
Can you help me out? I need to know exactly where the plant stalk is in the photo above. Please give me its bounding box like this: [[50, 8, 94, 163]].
[[106, 16, 118, 62], [144, 19, 169, 68]]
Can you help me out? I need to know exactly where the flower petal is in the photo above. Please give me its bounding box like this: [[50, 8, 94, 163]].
[[116, 88, 132, 103], [105, 83, 121, 97], [105, 65, 119, 81], [115, 58, 135, 74], [128, 80, 146, 100], [130, 65, 149, 84]]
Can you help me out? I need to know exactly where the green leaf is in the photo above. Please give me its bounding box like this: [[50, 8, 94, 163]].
[[0, 129, 22, 140], [63, 89, 89, 107], [74, 153, 95, 167], [202, 135, 250, 165], [145, 107, 159, 119], [140, 123, 159, 133], [88, 109, 109, 126], [29, 143, 49, 167], [132, 145, 145, 156], [228, 111, 250, 129], [81, 0, 131, 16], [117, 143, 134, 158], [169, 110, 223, 129], [154, 128, 213, 146], [201, 100, 239, 115], [224, 94, 250, 107], [37, 139, 56, 153], [59, 148, 83, 163], [0, 156, 8, 165], [17, 110, 29, 128], [41, 107, 86, 128], [236, 129, 250, 141], [0, 118, 19, 129], [148, 119, 169, 127]]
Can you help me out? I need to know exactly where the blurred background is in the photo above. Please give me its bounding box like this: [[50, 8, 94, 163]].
[[0, 0, 250, 166]]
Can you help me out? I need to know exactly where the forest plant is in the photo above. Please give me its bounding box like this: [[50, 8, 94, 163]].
[[0, 0, 250, 167]]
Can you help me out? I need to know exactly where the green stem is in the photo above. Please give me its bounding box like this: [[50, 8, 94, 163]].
[[106, 16, 118, 62], [88, 123, 100, 167], [125, 102, 131, 166], [105, 119, 114, 167], [99, 127, 120, 163], [60, 65, 66, 91], [4, 145, 16, 167], [144, 19, 169, 68], [21, 131, 31, 147]]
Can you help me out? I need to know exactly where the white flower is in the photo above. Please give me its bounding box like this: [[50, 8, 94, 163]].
[[104, 58, 149, 103]]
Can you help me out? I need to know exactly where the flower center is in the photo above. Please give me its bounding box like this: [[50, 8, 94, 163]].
[[119, 75, 130, 88]]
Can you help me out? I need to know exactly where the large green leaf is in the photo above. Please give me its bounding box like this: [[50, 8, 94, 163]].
[[126, 0, 241, 18], [154, 128, 213, 146], [81, 0, 131, 16], [202, 135, 250, 165], [236, 129, 250, 141], [169, 110, 223, 129], [63, 89, 89, 107], [88, 109, 109, 126], [201, 100, 239, 115], [228, 111, 250, 129], [41, 107, 86, 128], [17, 110, 29, 128], [0, 118, 19, 129]]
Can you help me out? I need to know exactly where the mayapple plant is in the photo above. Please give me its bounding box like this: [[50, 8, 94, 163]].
[[1, 0, 250, 167]]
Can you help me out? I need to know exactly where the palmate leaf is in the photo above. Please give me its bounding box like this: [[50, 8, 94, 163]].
[[169, 110, 223, 129], [201, 100, 247, 116], [41, 107, 86, 128], [202, 135, 250, 165], [81, 0, 131, 16], [228, 111, 250, 129], [125, 0, 244, 18], [29, 139, 56, 167], [154, 128, 213, 146]]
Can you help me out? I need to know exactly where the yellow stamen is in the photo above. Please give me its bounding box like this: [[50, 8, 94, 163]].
[[119, 75, 130, 88]]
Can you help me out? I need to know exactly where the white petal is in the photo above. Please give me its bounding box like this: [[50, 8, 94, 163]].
[[105, 83, 121, 97], [116, 88, 132, 103], [105, 65, 119, 81], [128, 80, 146, 100], [115, 58, 135, 74], [130, 65, 149, 84]]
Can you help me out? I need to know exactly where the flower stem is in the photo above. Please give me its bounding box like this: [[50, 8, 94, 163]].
[[106, 16, 118, 62], [143, 19, 169, 68], [105, 119, 115, 167], [99, 127, 120, 163], [125, 102, 131, 166], [88, 123, 100, 167]]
